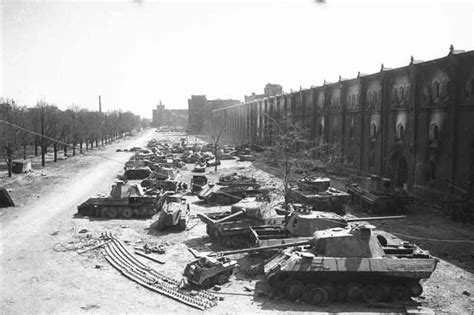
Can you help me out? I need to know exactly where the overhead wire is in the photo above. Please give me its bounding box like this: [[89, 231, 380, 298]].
[[0, 119, 130, 165]]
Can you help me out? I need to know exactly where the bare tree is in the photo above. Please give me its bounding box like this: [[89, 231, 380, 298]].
[[264, 114, 315, 204], [207, 116, 227, 171]]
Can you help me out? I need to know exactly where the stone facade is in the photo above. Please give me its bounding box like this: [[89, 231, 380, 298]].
[[187, 95, 240, 133], [152, 102, 188, 128], [213, 47, 474, 194]]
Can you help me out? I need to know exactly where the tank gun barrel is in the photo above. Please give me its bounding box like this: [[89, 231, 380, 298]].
[[210, 240, 311, 257], [213, 210, 245, 224], [345, 215, 406, 222]]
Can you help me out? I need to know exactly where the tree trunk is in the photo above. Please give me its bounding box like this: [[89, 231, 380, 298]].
[[34, 141, 38, 157], [54, 143, 58, 162], [73, 143, 76, 156], [23, 145, 27, 160], [41, 145, 46, 167], [80, 142, 83, 154], [64, 145, 67, 157], [86, 140, 89, 150], [7, 157, 12, 177], [214, 143, 218, 172]]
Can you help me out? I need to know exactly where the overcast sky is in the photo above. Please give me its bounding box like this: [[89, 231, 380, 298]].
[[1, 0, 473, 118]]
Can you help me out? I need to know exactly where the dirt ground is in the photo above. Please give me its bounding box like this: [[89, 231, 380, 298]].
[[1, 130, 473, 314]]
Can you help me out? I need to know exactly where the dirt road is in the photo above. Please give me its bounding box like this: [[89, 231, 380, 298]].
[[0, 130, 156, 313]]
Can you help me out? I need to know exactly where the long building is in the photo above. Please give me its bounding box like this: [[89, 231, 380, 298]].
[[213, 46, 474, 194]]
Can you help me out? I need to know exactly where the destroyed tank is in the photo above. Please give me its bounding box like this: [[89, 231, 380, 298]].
[[216, 225, 438, 306], [217, 173, 261, 189], [149, 193, 190, 230], [198, 184, 271, 205], [198, 198, 286, 248], [77, 182, 160, 219], [346, 175, 413, 214], [287, 176, 350, 215], [183, 256, 237, 288], [248, 208, 406, 247]]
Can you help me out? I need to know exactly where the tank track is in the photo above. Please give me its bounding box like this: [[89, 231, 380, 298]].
[[101, 233, 217, 310], [267, 272, 423, 306], [77, 203, 157, 219]]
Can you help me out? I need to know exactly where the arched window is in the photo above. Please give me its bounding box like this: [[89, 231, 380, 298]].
[[370, 123, 377, 139], [399, 86, 404, 101], [433, 81, 440, 99], [355, 93, 359, 105], [441, 79, 449, 98], [397, 123, 405, 139], [349, 120, 355, 139]]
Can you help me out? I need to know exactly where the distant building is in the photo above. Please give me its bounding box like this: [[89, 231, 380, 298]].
[[245, 83, 283, 102], [187, 96, 240, 133], [152, 101, 188, 128]]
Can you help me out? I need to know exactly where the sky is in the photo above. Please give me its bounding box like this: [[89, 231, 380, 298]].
[[1, 0, 473, 118]]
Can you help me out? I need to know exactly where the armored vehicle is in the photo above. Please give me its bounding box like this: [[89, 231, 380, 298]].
[[346, 175, 413, 214], [77, 182, 160, 219], [248, 209, 406, 247], [191, 175, 210, 194], [217, 173, 261, 189], [198, 185, 271, 205], [149, 193, 190, 230], [122, 167, 152, 180], [217, 225, 438, 306], [198, 198, 286, 248], [288, 176, 350, 215], [183, 256, 237, 288]]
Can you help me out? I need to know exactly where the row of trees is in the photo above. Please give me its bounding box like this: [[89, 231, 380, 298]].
[[0, 100, 143, 177]]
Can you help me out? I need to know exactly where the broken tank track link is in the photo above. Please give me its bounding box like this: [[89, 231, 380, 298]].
[[267, 273, 423, 306], [78, 203, 157, 219], [101, 233, 217, 310]]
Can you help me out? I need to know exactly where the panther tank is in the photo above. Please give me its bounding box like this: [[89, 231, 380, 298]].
[[288, 176, 350, 215], [149, 193, 190, 230], [217, 225, 438, 306], [77, 182, 160, 219], [346, 175, 413, 214]]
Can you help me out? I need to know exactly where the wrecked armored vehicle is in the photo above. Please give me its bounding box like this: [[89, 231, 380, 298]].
[[287, 176, 350, 215], [183, 256, 237, 288], [150, 193, 190, 230], [121, 167, 152, 180], [217, 173, 261, 189], [219, 225, 438, 306], [77, 182, 160, 219], [191, 175, 210, 194], [346, 175, 413, 214]]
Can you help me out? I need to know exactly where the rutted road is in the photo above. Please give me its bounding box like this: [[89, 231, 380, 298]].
[[0, 130, 154, 313]]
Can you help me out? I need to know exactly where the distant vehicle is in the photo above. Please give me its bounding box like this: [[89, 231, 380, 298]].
[[149, 193, 190, 230], [183, 256, 237, 288]]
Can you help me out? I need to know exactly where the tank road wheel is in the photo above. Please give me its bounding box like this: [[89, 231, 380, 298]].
[[346, 283, 363, 302], [202, 277, 214, 288], [106, 207, 119, 219], [216, 273, 229, 285], [268, 273, 289, 291], [206, 224, 217, 237], [285, 280, 304, 301], [121, 208, 133, 219], [145, 207, 156, 217], [391, 285, 410, 303], [362, 284, 382, 304], [377, 283, 392, 301], [231, 236, 247, 248], [320, 282, 336, 303], [208, 195, 217, 204], [407, 281, 423, 297], [308, 286, 329, 306]]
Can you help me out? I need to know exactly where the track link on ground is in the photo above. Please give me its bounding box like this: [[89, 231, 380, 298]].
[[101, 233, 217, 310]]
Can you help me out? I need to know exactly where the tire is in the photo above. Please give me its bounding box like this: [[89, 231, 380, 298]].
[[346, 282, 363, 302]]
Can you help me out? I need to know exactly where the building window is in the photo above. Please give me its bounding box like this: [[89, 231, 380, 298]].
[[430, 124, 440, 141], [370, 123, 377, 141], [433, 81, 440, 100], [397, 123, 405, 139], [349, 120, 355, 140]]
